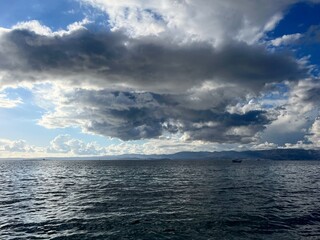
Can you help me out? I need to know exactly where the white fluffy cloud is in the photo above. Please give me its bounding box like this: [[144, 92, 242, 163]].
[[12, 18, 91, 36], [81, 0, 299, 45], [0, 93, 22, 108], [1, 139, 33, 152], [306, 117, 320, 148], [0, 135, 106, 157], [252, 141, 279, 150], [271, 33, 302, 47], [0, 139, 42, 158], [261, 79, 320, 144], [47, 134, 106, 155]]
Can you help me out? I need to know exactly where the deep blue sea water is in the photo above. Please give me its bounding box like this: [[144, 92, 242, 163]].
[[0, 159, 320, 239]]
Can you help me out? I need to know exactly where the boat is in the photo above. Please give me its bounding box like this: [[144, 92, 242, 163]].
[[232, 159, 242, 163]]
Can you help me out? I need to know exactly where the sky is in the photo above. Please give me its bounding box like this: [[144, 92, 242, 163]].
[[0, 0, 320, 158]]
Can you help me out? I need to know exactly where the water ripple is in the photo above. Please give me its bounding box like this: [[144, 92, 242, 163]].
[[0, 160, 320, 239]]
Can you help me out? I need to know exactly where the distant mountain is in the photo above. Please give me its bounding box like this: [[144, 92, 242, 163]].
[[4, 149, 320, 161], [61, 149, 320, 160], [152, 149, 320, 161]]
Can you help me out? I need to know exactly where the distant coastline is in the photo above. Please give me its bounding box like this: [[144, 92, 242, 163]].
[[1, 149, 319, 161]]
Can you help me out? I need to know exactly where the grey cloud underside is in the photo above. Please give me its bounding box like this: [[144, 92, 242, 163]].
[[0, 29, 305, 91], [42, 90, 275, 142], [0, 28, 308, 142]]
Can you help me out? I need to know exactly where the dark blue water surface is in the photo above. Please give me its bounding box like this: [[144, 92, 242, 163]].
[[1, 159, 320, 239]]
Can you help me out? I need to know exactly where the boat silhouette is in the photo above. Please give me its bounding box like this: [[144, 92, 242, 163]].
[[232, 159, 242, 163]]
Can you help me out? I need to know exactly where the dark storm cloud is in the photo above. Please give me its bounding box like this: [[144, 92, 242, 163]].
[[0, 27, 308, 143], [299, 82, 320, 103], [0, 28, 306, 91], [41, 89, 275, 142]]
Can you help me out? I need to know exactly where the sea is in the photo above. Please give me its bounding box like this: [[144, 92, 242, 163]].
[[0, 159, 320, 239]]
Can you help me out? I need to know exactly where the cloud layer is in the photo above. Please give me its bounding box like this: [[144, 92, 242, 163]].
[[0, 0, 320, 153], [38, 88, 276, 142], [0, 26, 304, 93], [81, 0, 296, 44]]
